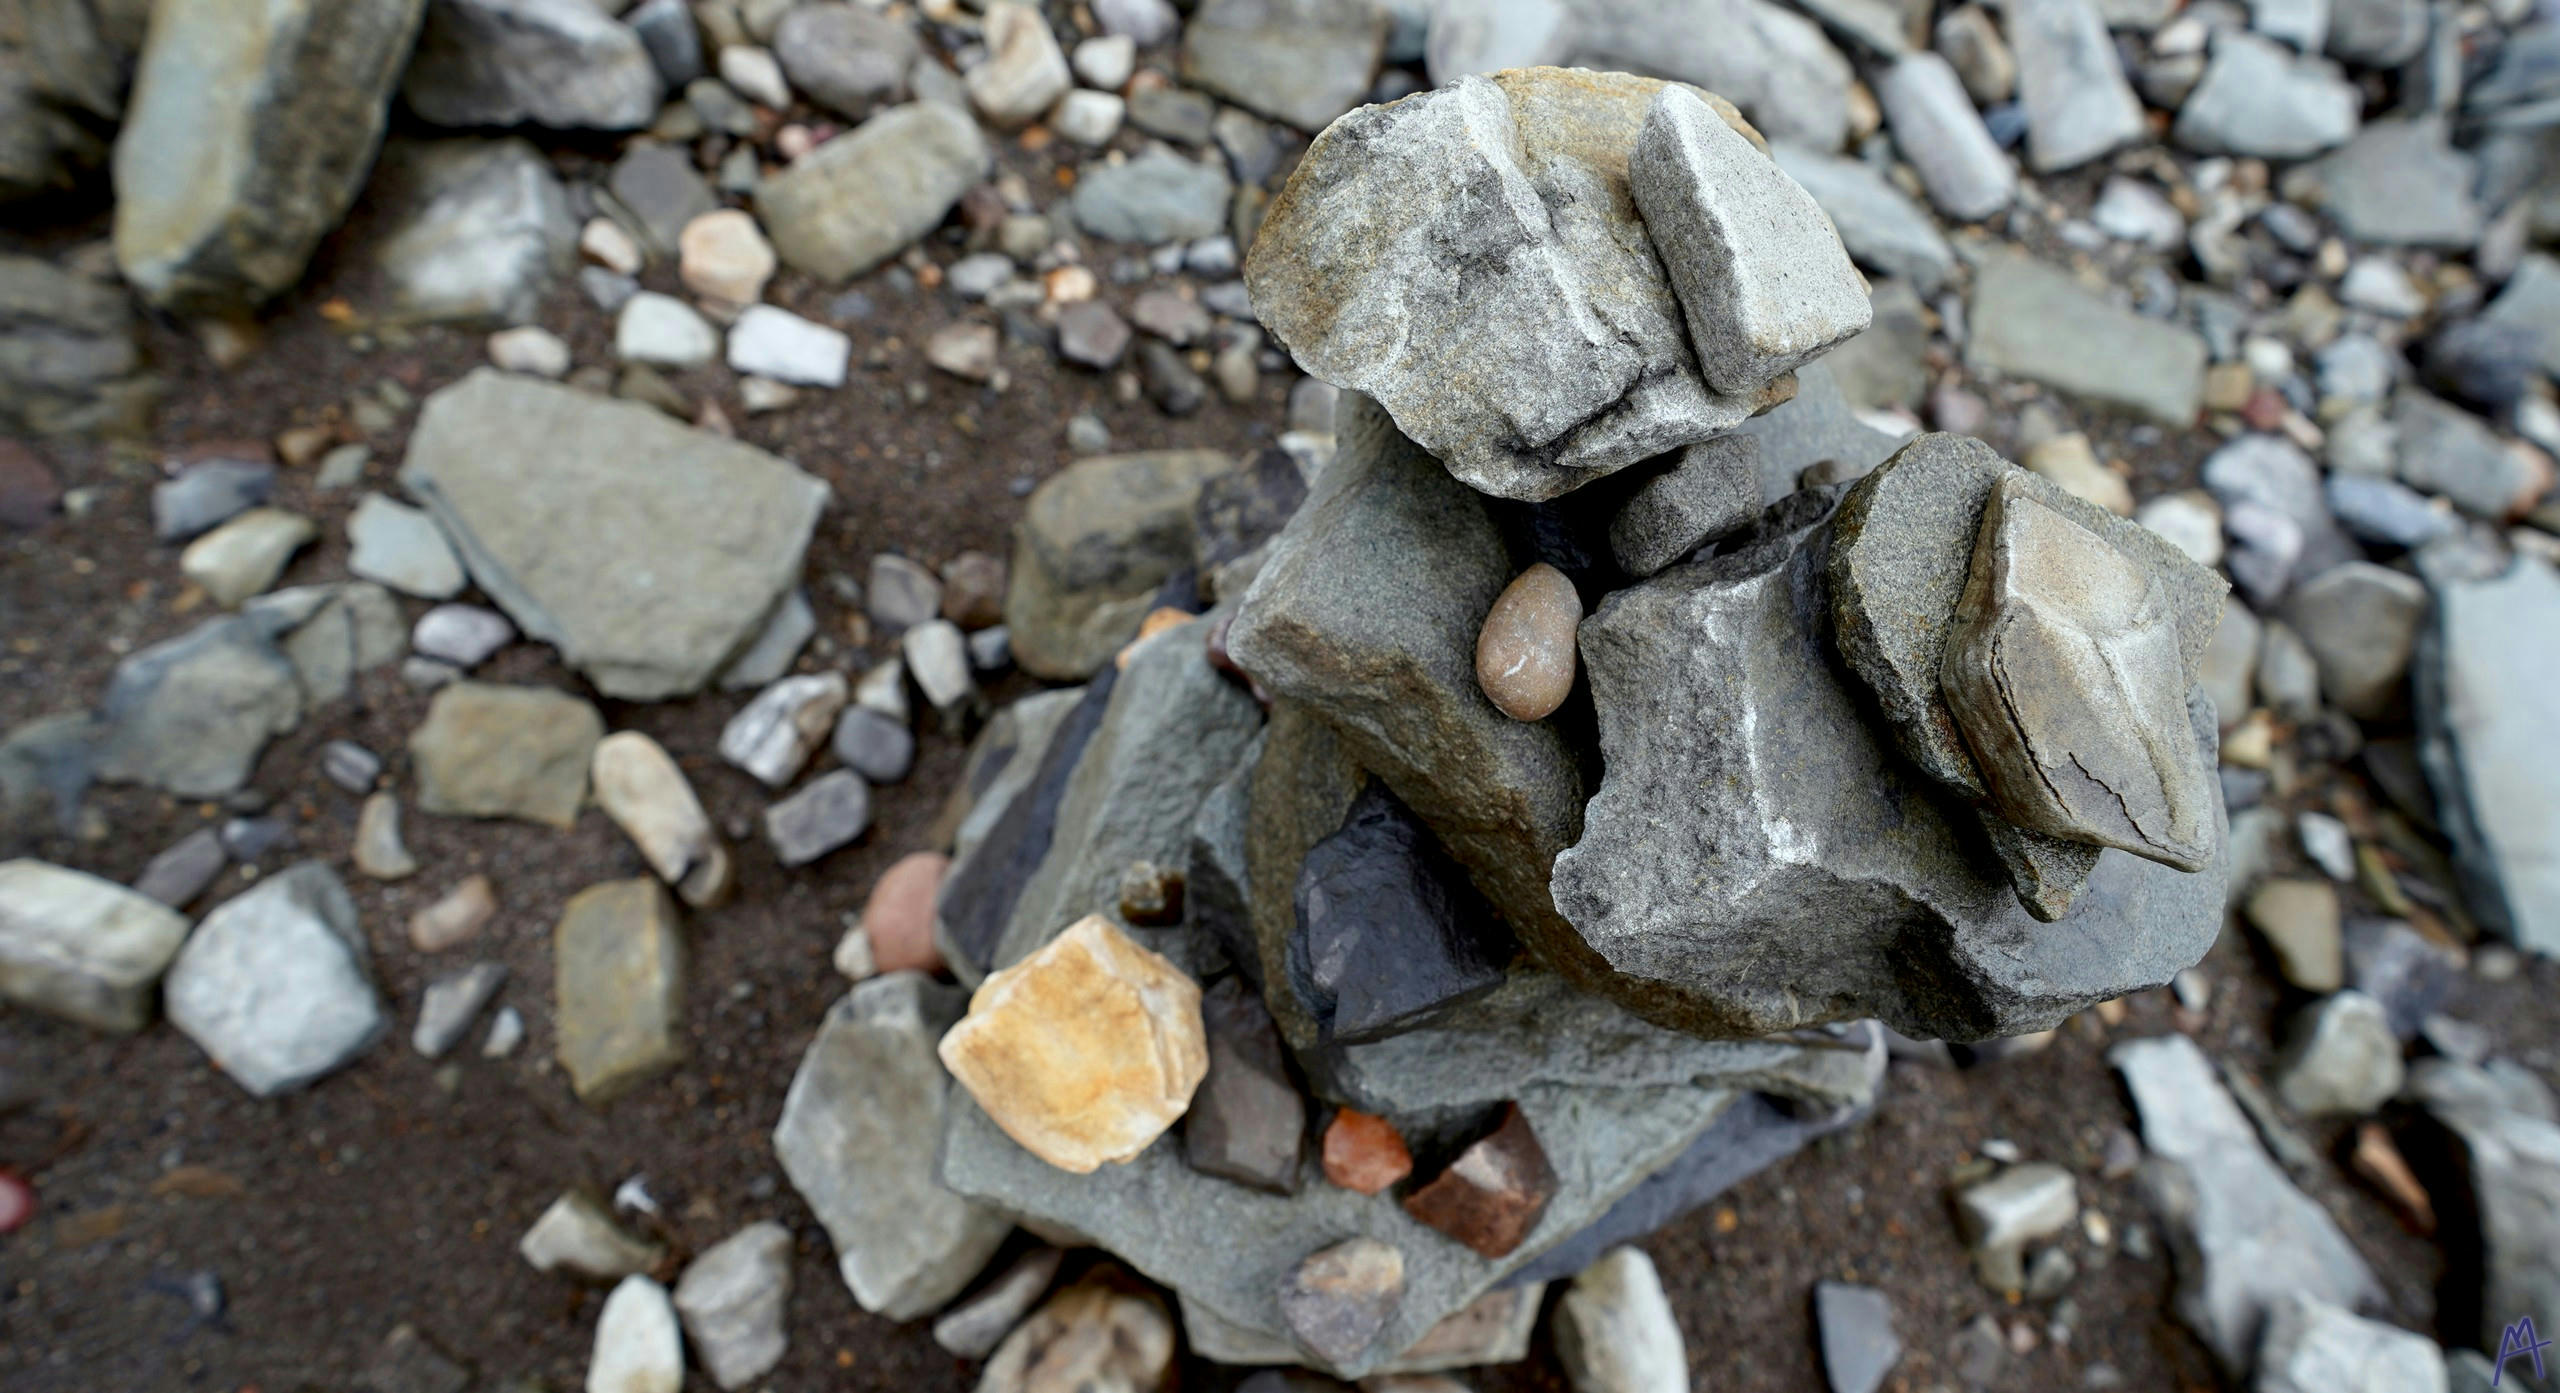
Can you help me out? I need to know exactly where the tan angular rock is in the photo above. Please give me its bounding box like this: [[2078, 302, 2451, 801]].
[[410, 681, 604, 829], [554, 878, 688, 1104], [966, 1, 1071, 127], [1474, 562, 1581, 722], [677, 209, 777, 307], [937, 914, 1207, 1173], [591, 732, 732, 908], [1941, 473, 2216, 871]]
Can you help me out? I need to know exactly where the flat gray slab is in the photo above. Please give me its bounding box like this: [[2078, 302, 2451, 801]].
[[1966, 249, 2206, 426]]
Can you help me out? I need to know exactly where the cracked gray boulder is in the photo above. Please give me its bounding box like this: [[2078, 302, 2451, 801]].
[[1551, 486, 2227, 1041], [112, 0, 427, 314], [1244, 68, 1791, 502], [400, 0, 661, 131], [400, 370, 828, 699]]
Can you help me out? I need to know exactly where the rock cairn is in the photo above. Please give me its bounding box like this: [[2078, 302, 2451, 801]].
[[900, 66, 2227, 1379]]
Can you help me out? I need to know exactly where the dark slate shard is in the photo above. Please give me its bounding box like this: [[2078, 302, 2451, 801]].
[[1504, 1085, 1874, 1288], [1289, 781, 1513, 1045], [937, 671, 1116, 980], [1402, 1102, 1560, 1260], [1551, 493, 2229, 1042], [1185, 976, 1310, 1195], [1195, 447, 1311, 572], [1246, 702, 1369, 1052], [1226, 392, 1596, 1022], [1189, 731, 1265, 992]]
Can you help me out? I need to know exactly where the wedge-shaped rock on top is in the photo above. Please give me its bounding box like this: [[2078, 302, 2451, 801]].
[[1245, 68, 1784, 502], [1551, 493, 2228, 1041], [1628, 85, 1870, 396], [1943, 474, 2218, 872], [938, 913, 1209, 1174], [400, 370, 828, 699]]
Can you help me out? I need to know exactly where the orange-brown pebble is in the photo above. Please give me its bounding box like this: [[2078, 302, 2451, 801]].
[[1474, 562, 1580, 721], [862, 851, 951, 974], [1321, 1108, 1414, 1196], [1115, 606, 1197, 669]]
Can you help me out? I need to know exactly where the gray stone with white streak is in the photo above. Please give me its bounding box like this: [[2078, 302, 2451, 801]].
[[371, 138, 576, 324], [164, 862, 384, 1096]]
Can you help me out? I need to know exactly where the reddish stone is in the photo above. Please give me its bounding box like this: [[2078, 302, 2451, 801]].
[[863, 851, 952, 974], [940, 550, 1008, 630], [0, 1170, 29, 1234], [1321, 1109, 1413, 1196], [2240, 387, 2288, 433], [0, 440, 61, 531], [1400, 1102, 1558, 1258]]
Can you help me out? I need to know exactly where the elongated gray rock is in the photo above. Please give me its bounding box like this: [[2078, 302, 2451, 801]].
[[2417, 553, 2560, 955], [777, 973, 1009, 1319], [2110, 1033, 2381, 1372], [2277, 116, 2481, 250], [1967, 250, 2206, 426], [2408, 1058, 2560, 1356], [933, 687, 1091, 984], [755, 101, 989, 282], [1289, 781, 1511, 1045], [164, 862, 383, 1096], [1942, 473, 2217, 871], [402, 0, 660, 130], [1608, 434, 1763, 577], [1872, 53, 2014, 221], [400, 370, 827, 698], [1628, 85, 1869, 396], [1226, 394, 1592, 1013], [112, 0, 427, 313], [2006, 0, 2145, 171], [1245, 68, 1786, 503], [0, 860, 192, 1033], [1553, 490, 2226, 1041]]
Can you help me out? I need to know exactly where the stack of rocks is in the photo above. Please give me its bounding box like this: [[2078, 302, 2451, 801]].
[[799, 67, 2231, 1381]]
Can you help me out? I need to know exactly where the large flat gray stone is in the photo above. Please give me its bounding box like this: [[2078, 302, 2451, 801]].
[[400, 370, 828, 699]]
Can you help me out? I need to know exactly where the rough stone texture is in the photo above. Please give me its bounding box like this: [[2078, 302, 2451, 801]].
[[408, 681, 601, 828], [2111, 1032, 2382, 1372], [111, 0, 427, 313], [1564, 0, 1855, 153], [401, 370, 828, 699], [1325, 1108, 1415, 1195], [2416, 555, 2560, 956], [1003, 449, 1235, 680], [1608, 434, 1763, 577], [2007, 0, 2146, 171], [1290, 781, 1512, 1045], [163, 862, 382, 1096], [2281, 561, 2425, 720], [1179, 0, 1385, 133], [1556, 486, 2227, 1041], [774, 972, 1007, 1319], [411, 959, 503, 1058], [0, 859, 191, 1032], [1185, 975, 1307, 1195], [966, 1, 1070, 127], [1768, 143, 1956, 295], [671, 1221, 791, 1391], [932, 685, 1093, 982], [1553, 1246, 1686, 1393], [719, 672, 847, 788], [1281, 1236, 1406, 1366], [1245, 69, 1783, 503], [2257, 1291, 2448, 1393], [1402, 1102, 1558, 1259], [1941, 472, 2218, 871], [1627, 85, 1870, 395], [1731, 359, 1905, 505], [1226, 394, 1592, 1018], [1967, 250, 2207, 425], [938, 914, 1209, 1174], [401, 0, 659, 130], [92, 611, 302, 798], [2409, 1057, 2560, 1356], [1871, 53, 2014, 222], [1473, 562, 1580, 723], [755, 102, 990, 282], [551, 877, 686, 1104], [371, 138, 575, 324]]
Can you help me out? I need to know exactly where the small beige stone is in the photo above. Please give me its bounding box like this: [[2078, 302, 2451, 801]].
[[554, 878, 688, 1104], [966, 1, 1071, 127], [409, 874, 498, 952], [592, 732, 731, 908], [937, 913, 1207, 1174], [180, 506, 315, 607], [2023, 432, 2134, 516], [410, 682, 605, 829], [2246, 877, 2343, 992], [1941, 473, 2215, 871], [353, 793, 419, 881], [1474, 562, 1580, 722], [678, 209, 778, 307], [581, 217, 644, 275]]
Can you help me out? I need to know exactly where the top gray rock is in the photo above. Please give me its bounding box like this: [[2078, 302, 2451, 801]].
[[1179, 0, 1386, 132], [1628, 85, 1870, 395], [112, 0, 429, 313], [1246, 68, 1787, 502], [401, 0, 661, 130], [399, 370, 828, 699], [756, 102, 991, 282]]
